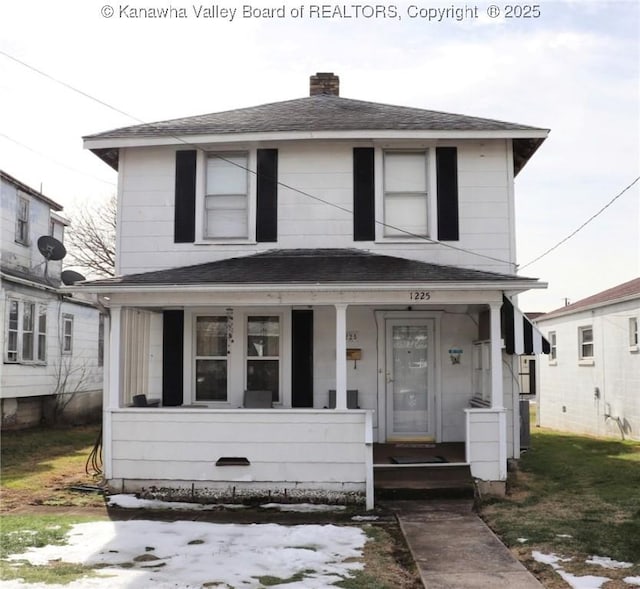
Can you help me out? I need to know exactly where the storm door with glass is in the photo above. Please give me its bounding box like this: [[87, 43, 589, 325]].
[[385, 319, 435, 440]]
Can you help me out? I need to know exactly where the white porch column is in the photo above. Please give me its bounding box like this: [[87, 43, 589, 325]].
[[489, 302, 504, 410], [108, 306, 122, 409], [334, 303, 348, 410]]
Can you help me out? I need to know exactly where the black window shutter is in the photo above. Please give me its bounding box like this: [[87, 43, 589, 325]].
[[291, 310, 314, 408], [162, 310, 184, 406], [353, 148, 375, 241], [436, 147, 459, 241], [174, 150, 197, 243], [256, 149, 278, 242]]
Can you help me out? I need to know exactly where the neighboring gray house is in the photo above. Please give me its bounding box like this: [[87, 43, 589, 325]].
[[536, 278, 640, 440], [77, 73, 550, 507], [1, 171, 103, 429]]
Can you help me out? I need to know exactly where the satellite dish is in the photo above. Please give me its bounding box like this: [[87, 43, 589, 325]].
[[37, 235, 67, 261], [61, 270, 86, 285]]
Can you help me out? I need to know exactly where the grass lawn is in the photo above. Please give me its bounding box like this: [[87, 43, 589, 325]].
[[1, 424, 105, 511], [480, 426, 640, 588], [0, 424, 421, 588]]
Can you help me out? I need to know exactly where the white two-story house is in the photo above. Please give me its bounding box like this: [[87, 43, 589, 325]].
[[1, 171, 103, 429], [79, 73, 549, 507]]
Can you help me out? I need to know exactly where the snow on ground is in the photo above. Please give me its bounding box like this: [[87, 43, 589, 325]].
[[585, 556, 633, 569], [260, 503, 346, 512], [624, 576, 640, 586], [531, 551, 623, 589], [106, 494, 243, 511], [4, 520, 365, 589], [107, 494, 349, 513]]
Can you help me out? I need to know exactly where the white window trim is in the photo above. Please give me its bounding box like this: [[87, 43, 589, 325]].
[[578, 325, 594, 364], [245, 313, 283, 404], [62, 314, 74, 355], [192, 314, 229, 404], [194, 149, 257, 245], [4, 298, 47, 365], [375, 147, 437, 243]]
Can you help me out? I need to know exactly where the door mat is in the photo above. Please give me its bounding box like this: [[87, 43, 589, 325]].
[[394, 443, 436, 448], [391, 456, 448, 464]]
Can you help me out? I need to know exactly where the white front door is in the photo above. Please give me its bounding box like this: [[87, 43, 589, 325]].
[[386, 319, 435, 440]]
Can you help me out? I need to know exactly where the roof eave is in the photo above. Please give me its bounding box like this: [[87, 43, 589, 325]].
[[68, 279, 546, 296], [84, 128, 549, 151], [537, 292, 640, 321]]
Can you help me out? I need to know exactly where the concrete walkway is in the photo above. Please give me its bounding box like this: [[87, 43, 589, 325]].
[[385, 499, 544, 589]]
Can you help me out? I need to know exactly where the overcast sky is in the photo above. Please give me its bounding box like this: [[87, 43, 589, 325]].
[[1, 0, 638, 311]]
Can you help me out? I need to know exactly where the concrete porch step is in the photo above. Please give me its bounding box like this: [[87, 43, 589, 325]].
[[374, 464, 475, 500]]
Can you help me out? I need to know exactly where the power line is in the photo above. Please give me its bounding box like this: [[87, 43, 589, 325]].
[[520, 175, 640, 270], [0, 132, 116, 186], [0, 50, 143, 124], [0, 49, 530, 269]]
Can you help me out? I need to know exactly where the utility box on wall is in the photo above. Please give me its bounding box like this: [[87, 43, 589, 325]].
[[520, 398, 531, 450]]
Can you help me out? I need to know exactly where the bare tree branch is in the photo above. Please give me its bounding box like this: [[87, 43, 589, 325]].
[[66, 195, 116, 277]]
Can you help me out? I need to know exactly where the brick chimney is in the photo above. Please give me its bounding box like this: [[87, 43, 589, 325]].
[[310, 72, 339, 96]]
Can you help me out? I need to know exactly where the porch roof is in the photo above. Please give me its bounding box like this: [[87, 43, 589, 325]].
[[76, 249, 541, 291]]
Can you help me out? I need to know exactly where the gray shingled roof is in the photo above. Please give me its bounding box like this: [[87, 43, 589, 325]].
[[85, 95, 546, 140], [81, 249, 538, 288], [538, 277, 640, 320], [1, 170, 64, 212]]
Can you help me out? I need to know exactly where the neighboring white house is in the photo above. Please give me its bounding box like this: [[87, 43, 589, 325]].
[[1, 171, 103, 429], [77, 73, 550, 507], [536, 278, 640, 440]]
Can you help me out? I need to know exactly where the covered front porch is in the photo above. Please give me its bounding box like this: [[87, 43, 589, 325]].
[[81, 249, 547, 508]]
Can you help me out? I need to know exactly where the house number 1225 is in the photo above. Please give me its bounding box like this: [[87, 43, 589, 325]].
[[409, 291, 431, 301]]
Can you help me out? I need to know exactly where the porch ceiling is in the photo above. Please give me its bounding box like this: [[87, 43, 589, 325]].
[[74, 249, 543, 293]]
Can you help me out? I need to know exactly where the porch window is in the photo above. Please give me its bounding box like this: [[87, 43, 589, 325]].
[[247, 315, 280, 402], [195, 316, 228, 401], [205, 153, 248, 239], [383, 151, 428, 237], [472, 341, 491, 402], [578, 326, 593, 360]]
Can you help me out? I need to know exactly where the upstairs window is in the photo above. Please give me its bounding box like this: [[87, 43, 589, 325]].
[[383, 151, 428, 237], [578, 326, 593, 360], [5, 299, 46, 364], [16, 196, 29, 245], [205, 153, 248, 239]]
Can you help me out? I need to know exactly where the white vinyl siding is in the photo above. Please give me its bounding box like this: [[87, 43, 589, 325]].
[[115, 141, 515, 276], [383, 151, 428, 237], [205, 154, 248, 239]]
